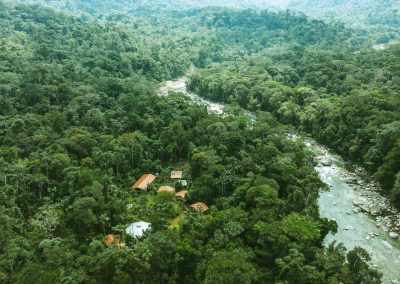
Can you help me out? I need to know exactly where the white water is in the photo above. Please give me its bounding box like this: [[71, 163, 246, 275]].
[[159, 77, 400, 283], [159, 77, 225, 115], [308, 140, 400, 284]]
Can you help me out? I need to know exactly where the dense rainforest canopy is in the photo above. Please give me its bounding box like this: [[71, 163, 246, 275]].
[[9, 0, 281, 14], [0, 0, 398, 283], [289, 0, 399, 26], [189, 44, 400, 208], [11, 0, 400, 42]]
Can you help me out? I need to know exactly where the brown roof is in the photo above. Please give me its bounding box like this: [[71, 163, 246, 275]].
[[190, 202, 209, 212], [175, 190, 188, 199], [104, 234, 125, 247], [171, 171, 183, 179], [157, 186, 175, 193], [132, 174, 156, 190]]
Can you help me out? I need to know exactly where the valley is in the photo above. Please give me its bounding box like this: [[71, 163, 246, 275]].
[[0, 1, 399, 283], [160, 76, 400, 283]]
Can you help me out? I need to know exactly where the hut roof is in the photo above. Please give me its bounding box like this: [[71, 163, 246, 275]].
[[132, 174, 156, 190], [157, 186, 175, 193], [104, 234, 125, 247], [126, 221, 151, 237], [171, 171, 183, 179], [190, 202, 209, 212], [175, 190, 188, 199]]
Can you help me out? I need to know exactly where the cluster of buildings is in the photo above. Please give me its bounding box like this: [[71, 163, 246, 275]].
[[105, 170, 209, 245], [131, 171, 208, 212]]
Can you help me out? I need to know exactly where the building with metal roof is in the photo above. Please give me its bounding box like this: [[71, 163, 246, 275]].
[[171, 171, 183, 179], [126, 221, 151, 237]]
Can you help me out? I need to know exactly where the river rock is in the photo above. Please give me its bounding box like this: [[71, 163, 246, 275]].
[[345, 176, 358, 184], [382, 240, 393, 250], [389, 232, 399, 239], [361, 204, 371, 213], [370, 206, 383, 216], [353, 198, 366, 206], [320, 157, 332, 166], [366, 232, 376, 240]]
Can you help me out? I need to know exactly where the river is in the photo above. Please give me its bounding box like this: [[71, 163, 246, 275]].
[[159, 76, 225, 115], [308, 140, 400, 284], [159, 77, 400, 283]]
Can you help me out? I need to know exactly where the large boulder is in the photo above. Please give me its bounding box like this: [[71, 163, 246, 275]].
[[345, 176, 358, 184], [370, 206, 383, 216], [389, 232, 399, 239], [357, 179, 364, 185], [353, 198, 366, 206], [320, 157, 332, 166]]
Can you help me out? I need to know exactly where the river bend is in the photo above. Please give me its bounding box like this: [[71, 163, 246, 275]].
[[159, 77, 400, 283]]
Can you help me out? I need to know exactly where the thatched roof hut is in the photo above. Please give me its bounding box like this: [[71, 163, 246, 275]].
[[175, 190, 188, 199], [190, 202, 209, 213], [157, 186, 175, 193]]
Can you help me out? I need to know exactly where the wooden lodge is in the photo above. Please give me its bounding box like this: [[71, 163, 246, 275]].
[[131, 174, 156, 190]]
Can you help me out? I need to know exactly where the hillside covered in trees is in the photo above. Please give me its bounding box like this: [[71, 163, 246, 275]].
[[189, 44, 400, 208], [8, 0, 279, 14], [288, 0, 400, 41], [9, 0, 400, 43], [0, 0, 399, 283], [289, 0, 399, 26]]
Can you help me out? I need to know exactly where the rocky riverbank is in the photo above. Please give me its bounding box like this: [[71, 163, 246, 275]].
[[320, 158, 400, 240], [308, 139, 400, 283], [312, 140, 400, 239], [161, 77, 400, 283]]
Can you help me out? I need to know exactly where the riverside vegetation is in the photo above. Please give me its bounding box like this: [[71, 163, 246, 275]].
[[0, 1, 399, 283]]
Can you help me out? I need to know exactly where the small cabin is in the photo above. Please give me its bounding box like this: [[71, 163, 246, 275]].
[[126, 221, 151, 238], [131, 174, 156, 190], [171, 171, 183, 179], [175, 190, 188, 200], [104, 234, 125, 247], [190, 202, 209, 213], [157, 186, 175, 194]]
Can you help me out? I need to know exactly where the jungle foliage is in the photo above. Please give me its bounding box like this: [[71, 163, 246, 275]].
[[189, 43, 400, 208], [0, 1, 395, 283]]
